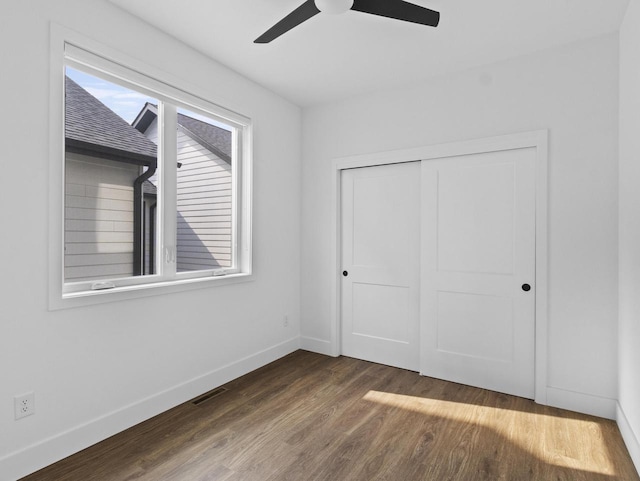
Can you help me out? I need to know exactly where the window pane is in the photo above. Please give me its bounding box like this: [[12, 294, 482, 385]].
[[64, 67, 159, 282], [175, 108, 234, 272]]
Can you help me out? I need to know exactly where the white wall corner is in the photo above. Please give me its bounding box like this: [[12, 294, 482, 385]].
[[546, 387, 617, 420], [300, 336, 337, 357], [0, 338, 300, 481], [618, 402, 640, 477]]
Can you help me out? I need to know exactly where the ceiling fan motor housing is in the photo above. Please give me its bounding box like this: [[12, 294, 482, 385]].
[[315, 0, 354, 14]]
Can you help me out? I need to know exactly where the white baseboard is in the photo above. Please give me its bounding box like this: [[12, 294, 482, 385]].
[[300, 336, 336, 356], [545, 387, 617, 420], [617, 402, 640, 477], [0, 337, 300, 481]]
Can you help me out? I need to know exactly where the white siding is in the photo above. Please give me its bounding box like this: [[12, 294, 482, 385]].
[[143, 118, 232, 271], [176, 130, 232, 270], [142, 199, 156, 274], [144, 118, 159, 143], [64, 152, 138, 281]]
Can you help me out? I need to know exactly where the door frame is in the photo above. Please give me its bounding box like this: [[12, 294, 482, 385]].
[[330, 130, 549, 405]]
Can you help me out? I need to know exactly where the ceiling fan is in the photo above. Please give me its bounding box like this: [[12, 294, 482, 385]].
[[255, 0, 440, 43]]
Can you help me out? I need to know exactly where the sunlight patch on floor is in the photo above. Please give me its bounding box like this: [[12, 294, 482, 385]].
[[362, 390, 617, 477]]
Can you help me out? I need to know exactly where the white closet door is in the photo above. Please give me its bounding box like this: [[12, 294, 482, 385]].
[[341, 162, 421, 371], [420, 148, 536, 398]]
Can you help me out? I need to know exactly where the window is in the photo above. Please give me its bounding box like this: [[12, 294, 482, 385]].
[[53, 41, 252, 304]]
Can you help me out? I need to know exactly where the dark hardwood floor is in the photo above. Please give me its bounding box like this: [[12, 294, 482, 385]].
[[22, 350, 639, 481]]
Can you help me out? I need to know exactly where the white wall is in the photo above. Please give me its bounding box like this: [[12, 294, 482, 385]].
[[301, 34, 619, 416], [0, 1, 301, 479], [618, 0, 640, 472]]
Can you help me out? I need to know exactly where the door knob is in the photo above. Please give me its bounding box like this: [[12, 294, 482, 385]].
[[343, 271, 348, 277], [522, 283, 531, 292]]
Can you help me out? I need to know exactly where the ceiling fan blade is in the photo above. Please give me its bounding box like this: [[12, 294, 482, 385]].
[[351, 0, 440, 27], [255, 0, 321, 43]]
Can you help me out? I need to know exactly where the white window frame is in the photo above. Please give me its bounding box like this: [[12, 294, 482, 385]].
[[49, 25, 253, 310]]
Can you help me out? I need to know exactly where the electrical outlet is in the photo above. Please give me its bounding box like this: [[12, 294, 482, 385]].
[[283, 315, 289, 328], [14, 392, 35, 420]]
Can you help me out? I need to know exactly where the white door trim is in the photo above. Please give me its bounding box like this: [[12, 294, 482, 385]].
[[331, 130, 549, 405]]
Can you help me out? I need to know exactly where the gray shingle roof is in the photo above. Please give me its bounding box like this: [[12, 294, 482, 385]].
[[132, 103, 232, 164], [177, 112, 232, 162], [143, 180, 157, 196], [65, 77, 157, 163]]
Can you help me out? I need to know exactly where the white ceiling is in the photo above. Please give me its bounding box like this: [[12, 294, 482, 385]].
[[109, 0, 630, 107]]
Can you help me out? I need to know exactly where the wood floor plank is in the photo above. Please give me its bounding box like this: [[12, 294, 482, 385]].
[[21, 351, 639, 481]]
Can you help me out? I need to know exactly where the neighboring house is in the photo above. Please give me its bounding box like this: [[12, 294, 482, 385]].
[[64, 78, 233, 282], [64, 76, 158, 282], [132, 103, 233, 273]]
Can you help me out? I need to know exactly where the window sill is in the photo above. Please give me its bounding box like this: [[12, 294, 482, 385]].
[[50, 272, 253, 311]]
